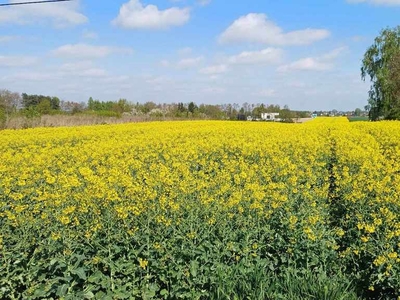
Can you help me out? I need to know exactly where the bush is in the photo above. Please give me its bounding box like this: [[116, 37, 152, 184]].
[[0, 107, 6, 129]]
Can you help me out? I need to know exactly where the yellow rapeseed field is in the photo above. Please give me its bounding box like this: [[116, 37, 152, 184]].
[[0, 118, 399, 299]]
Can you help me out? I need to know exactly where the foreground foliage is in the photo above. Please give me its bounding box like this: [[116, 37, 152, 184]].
[[0, 119, 399, 299]]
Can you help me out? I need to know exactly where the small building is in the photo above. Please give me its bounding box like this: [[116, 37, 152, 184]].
[[261, 113, 280, 121]]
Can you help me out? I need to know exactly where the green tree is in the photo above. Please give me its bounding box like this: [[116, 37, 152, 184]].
[[0, 90, 20, 128], [252, 104, 266, 118], [88, 97, 95, 110], [0, 104, 5, 129], [111, 99, 132, 114], [362, 26, 400, 120], [37, 99, 52, 115], [188, 102, 197, 114], [177, 102, 186, 113], [280, 105, 295, 123], [22, 93, 61, 112], [196, 104, 223, 119], [142, 102, 157, 114], [50, 97, 60, 110], [22, 93, 39, 108], [354, 108, 362, 117], [266, 104, 281, 113]]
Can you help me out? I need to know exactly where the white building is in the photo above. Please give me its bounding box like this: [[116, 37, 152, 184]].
[[261, 113, 280, 121]]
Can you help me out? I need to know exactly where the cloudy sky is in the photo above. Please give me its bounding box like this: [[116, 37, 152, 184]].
[[0, 0, 400, 110]]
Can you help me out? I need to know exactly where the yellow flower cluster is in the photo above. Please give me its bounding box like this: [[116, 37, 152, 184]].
[[0, 121, 331, 237], [0, 118, 399, 293]]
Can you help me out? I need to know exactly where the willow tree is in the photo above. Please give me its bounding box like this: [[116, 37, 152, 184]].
[[362, 26, 400, 120]]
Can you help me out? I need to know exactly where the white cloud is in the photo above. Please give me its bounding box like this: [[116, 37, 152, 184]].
[[347, 0, 400, 5], [82, 29, 98, 40], [2, 72, 57, 82], [160, 60, 171, 67], [0, 55, 38, 67], [320, 46, 347, 60], [113, 0, 190, 30], [227, 48, 283, 65], [52, 44, 133, 59], [199, 64, 228, 75], [98, 76, 130, 84], [59, 61, 94, 72], [288, 81, 306, 88], [219, 13, 330, 46], [351, 35, 365, 42], [203, 87, 225, 93], [178, 47, 193, 56], [77, 68, 107, 77], [161, 56, 203, 69], [59, 61, 107, 77], [197, 0, 212, 6], [209, 75, 220, 80], [255, 89, 276, 97], [177, 56, 204, 69], [145, 76, 172, 85], [279, 58, 331, 72], [0, 0, 87, 27], [278, 47, 347, 72], [0, 35, 19, 43]]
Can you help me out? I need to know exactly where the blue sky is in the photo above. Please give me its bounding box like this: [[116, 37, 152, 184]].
[[1, 0, 400, 110]]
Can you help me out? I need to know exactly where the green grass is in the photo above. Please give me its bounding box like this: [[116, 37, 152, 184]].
[[347, 117, 369, 122]]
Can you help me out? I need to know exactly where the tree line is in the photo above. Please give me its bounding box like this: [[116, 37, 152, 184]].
[[0, 90, 313, 129]]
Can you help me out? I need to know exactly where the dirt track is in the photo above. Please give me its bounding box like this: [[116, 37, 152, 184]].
[[294, 118, 313, 123]]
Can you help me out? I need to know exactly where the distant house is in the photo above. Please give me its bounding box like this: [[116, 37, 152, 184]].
[[261, 113, 280, 121]]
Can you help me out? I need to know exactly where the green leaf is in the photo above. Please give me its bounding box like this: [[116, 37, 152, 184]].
[[71, 268, 87, 280], [143, 289, 156, 299], [83, 291, 95, 299], [56, 284, 69, 296], [95, 291, 106, 299], [88, 271, 103, 284], [32, 287, 48, 299], [190, 261, 198, 277]]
